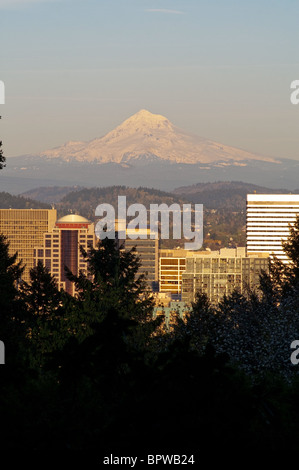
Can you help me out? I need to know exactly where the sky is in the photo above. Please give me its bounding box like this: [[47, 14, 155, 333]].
[[1, 0, 299, 160]]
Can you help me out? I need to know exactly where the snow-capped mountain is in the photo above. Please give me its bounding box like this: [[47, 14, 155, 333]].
[[5, 109, 299, 195], [39, 109, 277, 164]]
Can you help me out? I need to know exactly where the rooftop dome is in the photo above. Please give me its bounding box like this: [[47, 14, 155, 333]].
[[57, 214, 89, 223]]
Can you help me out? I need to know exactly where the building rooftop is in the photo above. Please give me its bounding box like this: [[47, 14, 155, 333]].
[[57, 214, 89, 224]]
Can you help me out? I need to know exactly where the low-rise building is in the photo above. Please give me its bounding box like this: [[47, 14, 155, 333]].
[[181, 247, 269, 305]]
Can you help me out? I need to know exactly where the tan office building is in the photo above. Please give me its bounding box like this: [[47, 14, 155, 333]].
[[0, 208, 57, 283], [159, 248, 189, 296]]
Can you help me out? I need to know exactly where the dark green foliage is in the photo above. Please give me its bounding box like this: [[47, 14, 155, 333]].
[[22, 261, 62, 317], [53, 237, 158, 387], [2, 219, 299, 453], [184, 215, 299, 381], [0, 140, 5, 169], [20, 261, 69, 368], [0, 234, 26, 352]]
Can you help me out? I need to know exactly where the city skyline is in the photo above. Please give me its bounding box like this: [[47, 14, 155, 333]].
[[1, 0, 299, 161], [2, 1, 299, 455]]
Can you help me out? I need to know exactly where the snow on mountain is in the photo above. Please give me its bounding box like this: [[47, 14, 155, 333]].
[[39, 109, 278, 165]]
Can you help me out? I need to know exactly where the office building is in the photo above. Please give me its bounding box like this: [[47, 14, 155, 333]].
[[34, 214, 96, 295], [159, 248, 189, 297], [124, 227, 159, 290], [181, 247, 269, 305], [0, 208, 57, 283], [247, 194, 299, 263]]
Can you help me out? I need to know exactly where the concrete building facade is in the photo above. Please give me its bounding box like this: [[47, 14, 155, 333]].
[[181, 247, 269, 305], [247, 194, 299, 263]]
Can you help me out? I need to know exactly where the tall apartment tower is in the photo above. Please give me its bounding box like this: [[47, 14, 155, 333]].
[[124, 227, 159, 291], [34, 214, 96, 295], [159, 248, 189, 298], [114, 221, 159, 291], [246, 194, 299, 262], [0, 208, 57, 282]]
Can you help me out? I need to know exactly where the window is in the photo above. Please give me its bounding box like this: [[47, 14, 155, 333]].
[[45, 259, 51, 269]]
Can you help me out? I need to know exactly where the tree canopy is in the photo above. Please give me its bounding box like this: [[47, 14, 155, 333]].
[[1, 218, 299, 453], [0, 140, 5, 170]]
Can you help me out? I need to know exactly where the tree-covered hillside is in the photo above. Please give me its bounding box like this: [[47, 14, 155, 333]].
[[173, 180, 297, 210], [57, 185, 189, 221], [0, 192, 51, 209], [56, 185, 247, 248]]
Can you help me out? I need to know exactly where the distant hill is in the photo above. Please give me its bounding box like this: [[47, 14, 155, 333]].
[[172, 181, 298, 210], [0, 191, 51, 209], [5, 181, 294, 249], [55, 184, 253, 249], [21, 180, 290, 215], [56, 186, 189, 221], [0, 183, 259, 249], [21, 185, 85, 204]]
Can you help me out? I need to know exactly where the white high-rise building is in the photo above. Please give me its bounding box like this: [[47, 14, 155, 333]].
[[246, 194, 299, 262]]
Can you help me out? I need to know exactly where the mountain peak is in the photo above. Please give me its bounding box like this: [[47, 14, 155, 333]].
[[39, 109, 278, 165], [119, 109, 172, 130]]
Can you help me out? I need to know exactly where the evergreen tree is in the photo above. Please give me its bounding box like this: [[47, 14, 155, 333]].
[[22, 260, 62, 317], [21, 261, 69, 368], [0, 234, 25, 355], [51, 237, 158, 390], [0, 140, 5, 170], [173, 291, 216, 354]]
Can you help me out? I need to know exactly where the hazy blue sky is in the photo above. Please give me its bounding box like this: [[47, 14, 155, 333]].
[[1, 0, 299, 160]]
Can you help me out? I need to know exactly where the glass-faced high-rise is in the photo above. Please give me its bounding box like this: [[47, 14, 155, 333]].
[[0, 208, 57, 283]]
